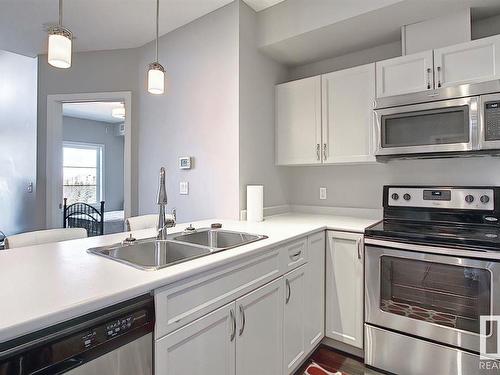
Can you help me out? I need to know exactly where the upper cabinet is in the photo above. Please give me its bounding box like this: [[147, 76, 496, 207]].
[[376, 34, 500, 98], [275, 76, 322, 165], [322, 64, 376, 163], [376, 50, 434, 98], [276, 64, 376, 166], [433, 35, 500, 88]]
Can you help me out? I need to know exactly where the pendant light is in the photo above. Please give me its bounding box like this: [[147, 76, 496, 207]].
[[47, 0, 73, 69], [147, 0, 165, 94]]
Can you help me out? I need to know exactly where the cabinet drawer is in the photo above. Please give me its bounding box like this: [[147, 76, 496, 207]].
[[281, 238, 308, 273], [155, 248, 281, 338]]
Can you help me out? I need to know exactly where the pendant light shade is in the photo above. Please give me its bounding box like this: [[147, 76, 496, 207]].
[[47, 0, 73, 69], [147, 0, 165, 94], [148, 62, 165, 95], [48, 27, 72, 68]]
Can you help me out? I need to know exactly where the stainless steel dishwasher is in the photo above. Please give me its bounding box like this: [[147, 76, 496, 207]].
[[0, 294, 154, 375]]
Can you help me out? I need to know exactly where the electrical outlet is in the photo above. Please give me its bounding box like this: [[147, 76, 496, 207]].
[[319, 187, 327, 200], [180, 181, 189, 195]]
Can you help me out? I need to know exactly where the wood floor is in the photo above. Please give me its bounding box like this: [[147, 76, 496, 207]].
[[295, 345, 385, 375]]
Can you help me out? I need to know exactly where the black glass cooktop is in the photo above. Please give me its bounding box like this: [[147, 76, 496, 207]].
[[365, 220, 500, 251]]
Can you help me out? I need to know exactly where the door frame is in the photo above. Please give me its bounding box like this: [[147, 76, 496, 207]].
[[46, 91, 132, 229]]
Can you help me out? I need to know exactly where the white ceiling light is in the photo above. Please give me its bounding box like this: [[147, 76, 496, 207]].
[[147, 0, 165, 95], [47, 0, 73, 69], [111, 105, 125, 119]]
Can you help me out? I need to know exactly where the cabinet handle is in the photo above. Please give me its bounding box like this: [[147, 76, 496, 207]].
[[238, 305, 246, 336], [426, 68, 432, 89], [316, 144, 320, 161], [357, 239, 362, 260], [437, 66, 442, 88], [229, 309, 236, 342], [289, 250, 301, 260], [323, 143, 327, 161], [285, 279, 291, 304]]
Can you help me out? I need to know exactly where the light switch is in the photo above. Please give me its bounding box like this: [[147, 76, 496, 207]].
[[319, 187, 327, 200], [180, 181, 189, 195]]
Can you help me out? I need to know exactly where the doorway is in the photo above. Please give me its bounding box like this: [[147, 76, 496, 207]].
[[46, 92, 132, 232]]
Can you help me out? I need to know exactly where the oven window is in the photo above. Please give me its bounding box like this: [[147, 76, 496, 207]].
[[381, 105, 469, 148], [380, 256, 491, 334]]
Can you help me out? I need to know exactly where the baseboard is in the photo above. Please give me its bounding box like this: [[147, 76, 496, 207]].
[[321, 337, 364, 359], [239, 204, 291, 221]]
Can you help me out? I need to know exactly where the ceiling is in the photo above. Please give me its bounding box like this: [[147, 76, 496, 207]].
[[63, 102, 125, 124], [0, 0, 282, 58]]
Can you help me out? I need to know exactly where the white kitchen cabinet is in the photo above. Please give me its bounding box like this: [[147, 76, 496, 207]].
[[155, 302, 236, 375], [325, 231, 364, 349], [283, 264, 306, 374], [275, 76, 322, 165], [235, 277, 284, 375], [304, 232, 325, 353], [433, 34, 500, 88], [322, 64, 376, 163], [376, 50, 434, 98]]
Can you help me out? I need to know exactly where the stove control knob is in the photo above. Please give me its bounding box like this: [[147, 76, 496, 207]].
[[391, 193, 399, 201], [403, 193, 411, 201], [480, 195, 490, 204], [465, 195, 474, 203]]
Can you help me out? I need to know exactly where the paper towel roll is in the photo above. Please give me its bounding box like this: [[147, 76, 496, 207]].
[[247, 185, 263, 222]]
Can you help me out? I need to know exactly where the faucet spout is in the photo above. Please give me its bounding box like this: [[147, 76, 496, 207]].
[[156, 167, 176, 240]]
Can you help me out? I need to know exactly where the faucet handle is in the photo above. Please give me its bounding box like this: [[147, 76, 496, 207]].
[[171, 208, 177, 221]]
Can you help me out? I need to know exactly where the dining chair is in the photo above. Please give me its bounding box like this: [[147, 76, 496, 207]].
[[124, 214, 158, 231], [4, 228, 88, 249]]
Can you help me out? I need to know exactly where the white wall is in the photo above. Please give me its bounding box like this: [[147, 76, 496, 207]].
[[62, 116, 124, 211], [136, 2, 240, 222], [238, 1, 289, 211], [37, 48, 139, 228], [0, 50, 37, 235]]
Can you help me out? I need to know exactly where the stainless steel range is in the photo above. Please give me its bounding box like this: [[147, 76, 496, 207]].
[[364, 186, 500, 375]]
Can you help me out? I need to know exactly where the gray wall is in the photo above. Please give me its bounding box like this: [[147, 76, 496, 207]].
[[62, 116, 124, 211], [37, 48, 139, 228], [136, 2, 240, 222], [239, 1, 289, 211], [0, 50, 38, 235]]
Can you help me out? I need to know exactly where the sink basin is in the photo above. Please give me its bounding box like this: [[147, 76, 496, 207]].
[[170, 228, 267, 250], [88, 238, 211, 271]]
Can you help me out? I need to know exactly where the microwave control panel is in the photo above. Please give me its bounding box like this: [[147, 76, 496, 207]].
[[485, 101, 500, 141]]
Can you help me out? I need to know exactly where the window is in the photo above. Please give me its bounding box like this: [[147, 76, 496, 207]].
[[63, 142, 104, 205]]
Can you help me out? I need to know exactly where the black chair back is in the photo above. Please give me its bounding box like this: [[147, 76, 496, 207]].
[[63, 198, 105, 237]]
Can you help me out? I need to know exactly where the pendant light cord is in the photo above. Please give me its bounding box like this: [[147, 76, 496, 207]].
[[155, 0, 159, 62], [59, 0, 63, 26]]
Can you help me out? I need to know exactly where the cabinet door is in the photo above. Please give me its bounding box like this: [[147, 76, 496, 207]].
[[434, 35, 500, 88], [276, 76, 322, 165], [304, 232, 325, 353], [283, 265, 306, 375], [376, 50, 434, 97], [325, 231, 364, 349], [155, 302, 236, 375], [322, 64, 376, 164], [236, 278, 284, 375]]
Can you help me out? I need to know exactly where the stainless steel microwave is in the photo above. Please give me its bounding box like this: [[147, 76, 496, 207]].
[[374, 81, 500, 158]]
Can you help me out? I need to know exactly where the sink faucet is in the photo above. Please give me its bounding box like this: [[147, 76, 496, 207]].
[[157, 167, 176, 240]]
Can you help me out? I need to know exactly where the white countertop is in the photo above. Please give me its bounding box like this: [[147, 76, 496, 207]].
[[0, 212, 379, 343]]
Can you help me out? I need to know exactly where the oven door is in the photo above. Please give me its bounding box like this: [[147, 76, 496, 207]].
[[375, 97, 479, 156], [365, 244, 500, 353]]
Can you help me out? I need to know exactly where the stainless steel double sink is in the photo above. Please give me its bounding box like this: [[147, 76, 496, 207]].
[[88, 228, 268, 271]]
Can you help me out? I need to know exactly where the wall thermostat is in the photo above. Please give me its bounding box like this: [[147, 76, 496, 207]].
[[179, 156, 192, 169]]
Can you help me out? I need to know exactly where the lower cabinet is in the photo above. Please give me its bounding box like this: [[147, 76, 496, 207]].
[[235, 278, 284, 375], [155, 302, 236, 375], [155, 232, 326, 375], [325, 231, 364, 349], [283, 265, 306, 374]]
